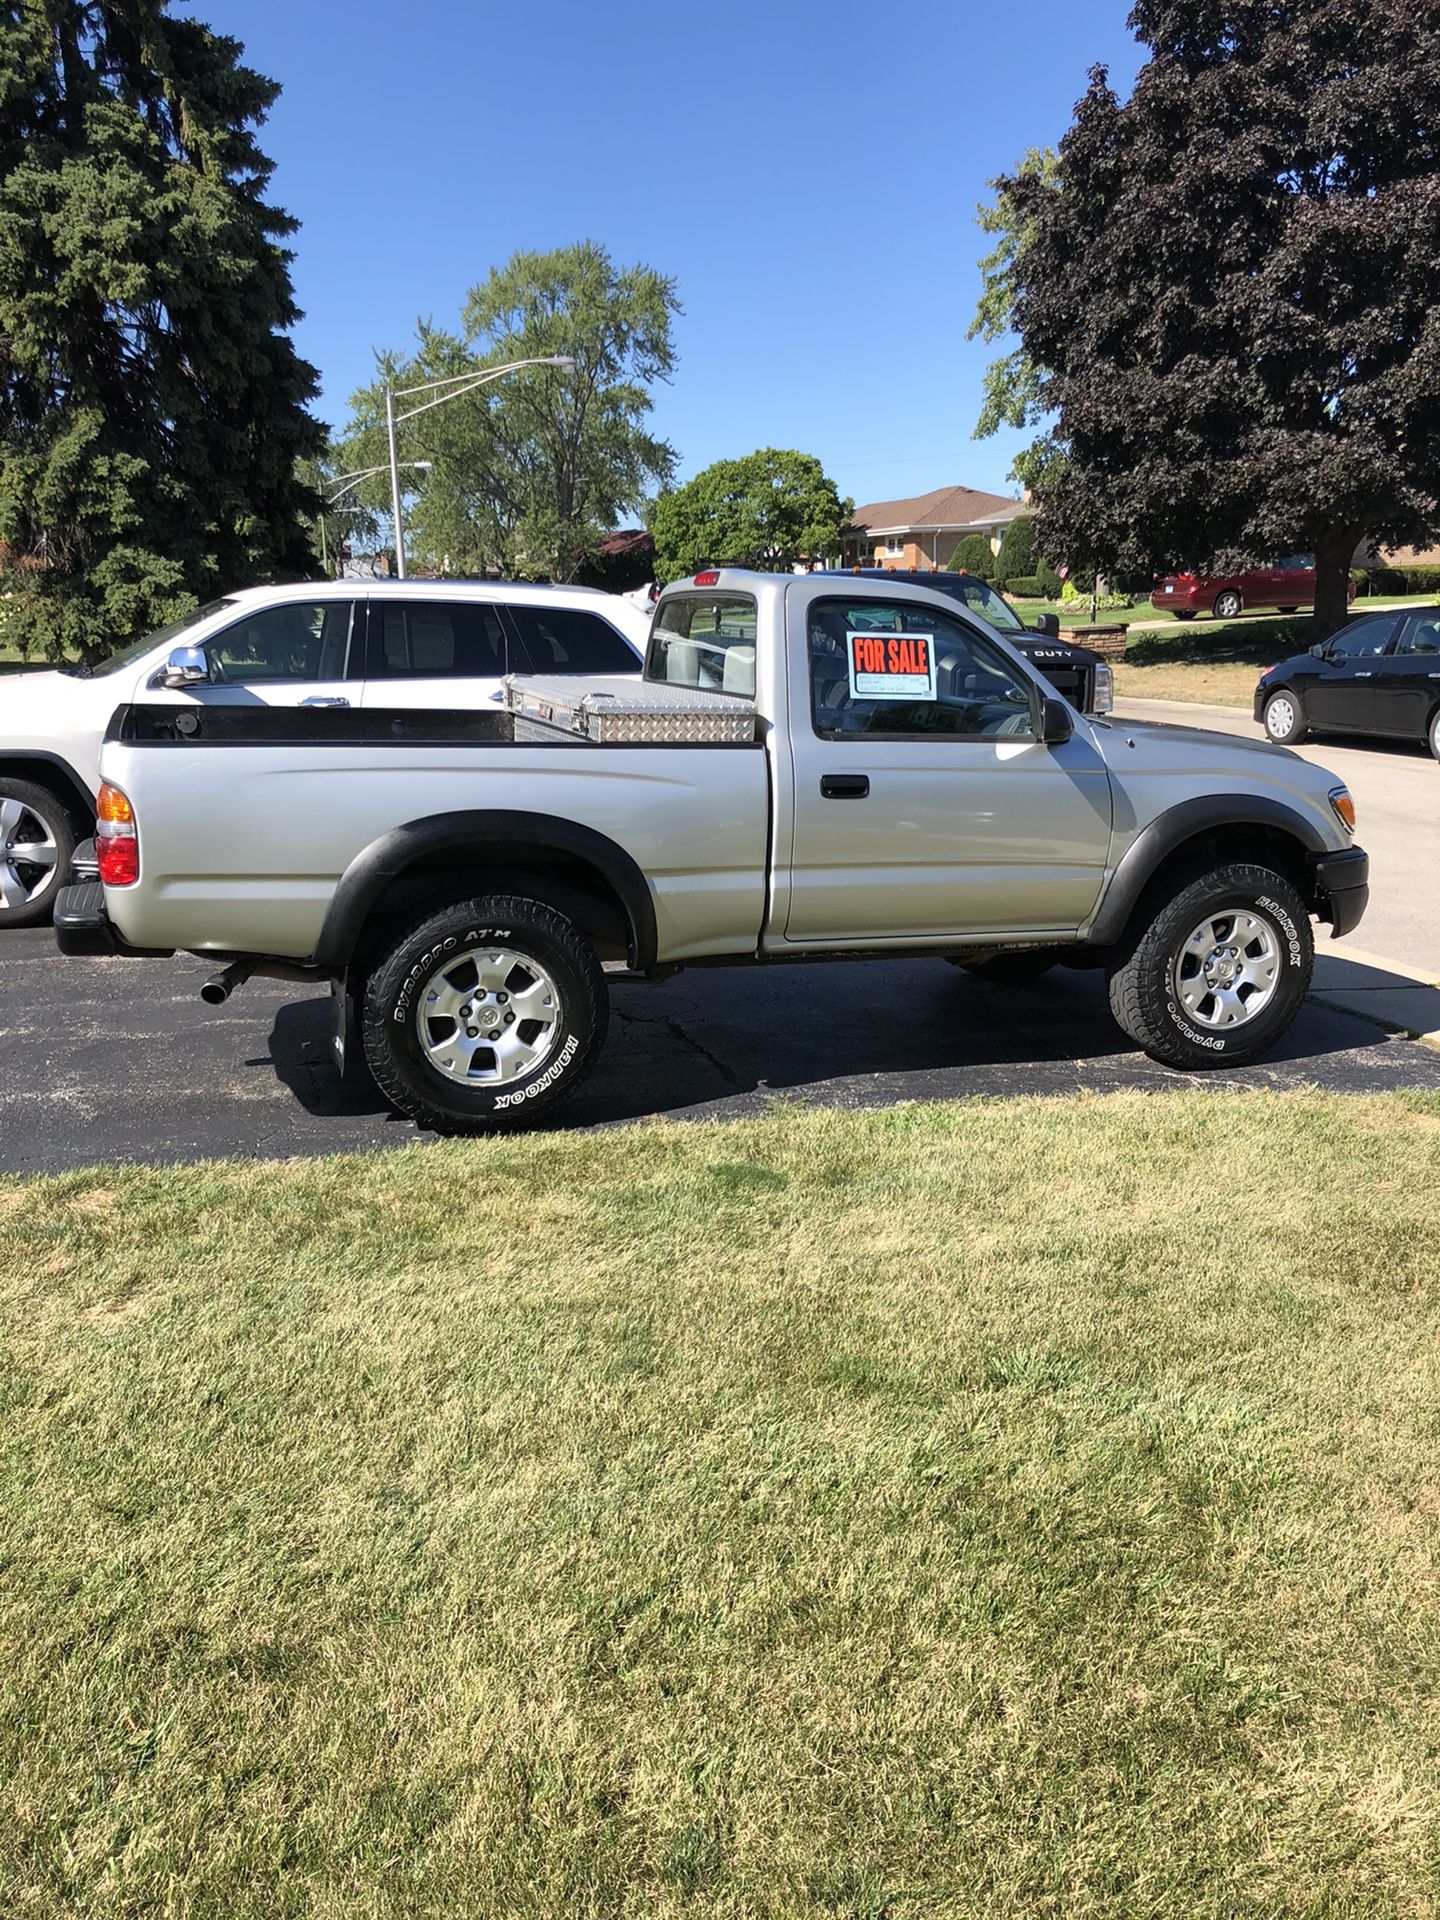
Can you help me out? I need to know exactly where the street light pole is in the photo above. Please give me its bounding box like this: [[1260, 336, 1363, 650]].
[[385, 386, 406, 581], [382, 355, 576, 580], [320, 461, 431, 580]]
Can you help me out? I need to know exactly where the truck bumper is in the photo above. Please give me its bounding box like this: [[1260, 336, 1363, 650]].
[[53, 883, 174, 960], [1313, 846, 1369, 938]]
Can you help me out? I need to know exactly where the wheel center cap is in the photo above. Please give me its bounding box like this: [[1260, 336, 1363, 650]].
[[479, 1007, 499, 1027], [1206, 946, 1240, 985]]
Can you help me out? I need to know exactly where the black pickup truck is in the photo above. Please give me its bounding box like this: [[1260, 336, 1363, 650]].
[[818, 569, 1111, 715]]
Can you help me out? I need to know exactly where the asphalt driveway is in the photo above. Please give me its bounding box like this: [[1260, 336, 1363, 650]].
[[4, 929, 1440, 1174]]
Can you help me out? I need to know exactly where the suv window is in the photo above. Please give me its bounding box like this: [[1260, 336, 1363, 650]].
[[1329, 616, 1395, 660], [1397, 612, 1440, 656], [373, 601, 508, 678], [507, 605, 638, 676], [647, 594, 758, 696], [809, 598, 1034, 739], [208, 601, 356, 683]]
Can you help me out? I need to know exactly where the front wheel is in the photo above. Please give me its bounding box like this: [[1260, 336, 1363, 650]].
[[1429, 707, 1440, 763], [1107, 864, 1313, 1070], [0, 780, 76, 929], [1263, 689, 1307, 745], [361, 893, 608, 1133], [1213, 590, 1243, 619]]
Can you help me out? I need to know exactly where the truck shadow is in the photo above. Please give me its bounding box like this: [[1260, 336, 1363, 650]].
[[263, 956, 1423, 1130]]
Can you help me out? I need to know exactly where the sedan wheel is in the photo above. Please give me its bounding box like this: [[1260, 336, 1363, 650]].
[[0, 781, 75, 929], [1430, 707, 1440, 763], [1263, 690, 1307, 745], [1214, 590, 1243, 619]]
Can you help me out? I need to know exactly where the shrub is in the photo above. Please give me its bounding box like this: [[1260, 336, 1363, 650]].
[[1004, 575, 1043, 598], [948, 534, 994, 578], [993, 515, 1037, 586], [1036, 559, 1063, 597]]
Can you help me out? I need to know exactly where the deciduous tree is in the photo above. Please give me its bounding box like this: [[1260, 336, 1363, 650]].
[[1004, 0, 1440, 636], [343, 242, 678, 581], [650, 450, 852, 579], [0, 0, 323, 662]]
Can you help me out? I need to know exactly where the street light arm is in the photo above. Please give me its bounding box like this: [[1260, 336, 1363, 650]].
[[391, 354, 575, 403]]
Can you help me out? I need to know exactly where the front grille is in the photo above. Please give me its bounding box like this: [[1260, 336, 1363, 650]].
[[1039, 665, 1092, 709]]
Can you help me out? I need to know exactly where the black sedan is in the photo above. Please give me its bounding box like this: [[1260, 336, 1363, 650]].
[[1255, 606, 1440, 758]]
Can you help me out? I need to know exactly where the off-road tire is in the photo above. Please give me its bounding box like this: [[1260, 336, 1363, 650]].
[[954, 948, 1061, 985], [0, 778, 77, 929], [1213, 590, 1244, 620], [1106, 863, 1313, 1070], [1263, 689, 1307, 745], [362, 893, 607, 1134]]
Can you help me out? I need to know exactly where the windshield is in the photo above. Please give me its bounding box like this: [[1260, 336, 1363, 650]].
[[941, 575, 1025, 634], [87, 599, 235, 677]]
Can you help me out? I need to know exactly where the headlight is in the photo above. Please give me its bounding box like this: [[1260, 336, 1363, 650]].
[[1329, 786, 1356, 834], [1092, 662, 1114, 715]]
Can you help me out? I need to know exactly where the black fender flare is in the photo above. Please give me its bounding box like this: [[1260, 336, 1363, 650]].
[[0, 750, 95, 822], [1087, 794, 1330, 946], [311, 810, 659, 971]]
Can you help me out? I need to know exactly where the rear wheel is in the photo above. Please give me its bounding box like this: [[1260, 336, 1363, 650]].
[[1170, 610, 1197, 621], [1107, 863, 1312, 1070], [0, 780, 75, 929], [1429, 707, 1440, 763], [1213, 590, 1243, 619], [1263, 689, 1307, 745], [361, 893, 607, 1133]]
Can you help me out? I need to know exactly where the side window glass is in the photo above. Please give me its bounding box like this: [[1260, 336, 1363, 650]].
[[208, 602, 354, 683], [1330, 619, 1392, 660], [809, 599, 1034, 739], [1398, 614, 1440, 656], [508, 605, 640, 676], [373, 602, 507, 678]]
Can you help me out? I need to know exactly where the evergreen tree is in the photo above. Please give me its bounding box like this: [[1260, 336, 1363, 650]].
[[947, 533, 994, 577], [1005, 0, 1440, 637], [0, 1, 323, 662], [992, 515, 1037, 586]]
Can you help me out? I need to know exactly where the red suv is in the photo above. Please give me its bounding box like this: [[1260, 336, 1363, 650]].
[[1151, 555, 1352, 621]]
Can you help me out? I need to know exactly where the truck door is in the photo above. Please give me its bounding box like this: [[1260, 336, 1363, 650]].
[[783, 592, 1113, 945]]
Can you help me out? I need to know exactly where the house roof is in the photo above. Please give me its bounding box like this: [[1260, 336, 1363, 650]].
[[849, 484, 1027, 534], [597, 527, 654, 556]]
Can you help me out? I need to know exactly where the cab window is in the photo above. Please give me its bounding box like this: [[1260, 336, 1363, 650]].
[[207, 601, 356, 682], [648, 594, 758, 697], [808, 598, 1034, 739]]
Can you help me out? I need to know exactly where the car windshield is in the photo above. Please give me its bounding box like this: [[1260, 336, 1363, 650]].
[[86, 599, 235, 677], [939, 575, 1026, 634]]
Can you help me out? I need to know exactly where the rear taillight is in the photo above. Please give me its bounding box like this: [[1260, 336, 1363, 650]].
[[96, 782, 138, 887]]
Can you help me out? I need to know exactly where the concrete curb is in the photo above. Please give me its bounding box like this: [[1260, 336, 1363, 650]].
[[1308, 941, 1440, 1052]]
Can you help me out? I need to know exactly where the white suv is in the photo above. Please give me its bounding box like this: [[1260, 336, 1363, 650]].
[[0, 579, 648, 927]]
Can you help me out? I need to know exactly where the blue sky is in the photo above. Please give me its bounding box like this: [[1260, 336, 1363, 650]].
[[217, 0, 1142, 515]]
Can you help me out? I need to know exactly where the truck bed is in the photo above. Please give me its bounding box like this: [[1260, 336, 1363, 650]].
[[100, 703, 772, 964]]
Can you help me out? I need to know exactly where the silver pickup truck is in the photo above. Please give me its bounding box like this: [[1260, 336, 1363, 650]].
[[55, 569, 1368, 1132]]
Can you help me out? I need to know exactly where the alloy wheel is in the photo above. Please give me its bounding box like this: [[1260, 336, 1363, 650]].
[[0, 794, 63, 917], [1172, 907, 1281, 1030], [414, 944, 564, 1084]]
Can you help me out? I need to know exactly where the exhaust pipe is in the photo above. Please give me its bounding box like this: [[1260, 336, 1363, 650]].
[[200, 961, 254, 1006]]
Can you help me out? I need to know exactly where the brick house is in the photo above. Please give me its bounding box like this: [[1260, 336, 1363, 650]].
[[841, 484, 1028, 571]]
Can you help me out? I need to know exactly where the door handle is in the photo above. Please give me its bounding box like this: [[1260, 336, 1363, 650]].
[[820, 773, 870, 799], [1353, 672, 1373, 679], [300, 696, 351, 707]]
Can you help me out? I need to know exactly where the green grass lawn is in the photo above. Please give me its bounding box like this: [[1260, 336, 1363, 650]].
[[1109, 615, 1305, 707], [4, 1092, 1440, 1917]]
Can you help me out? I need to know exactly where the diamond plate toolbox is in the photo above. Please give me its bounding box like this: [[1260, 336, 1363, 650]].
[[504, 674, 756, 744]]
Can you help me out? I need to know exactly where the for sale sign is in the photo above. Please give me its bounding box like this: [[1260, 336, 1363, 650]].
[[846, 629, 938, 701]]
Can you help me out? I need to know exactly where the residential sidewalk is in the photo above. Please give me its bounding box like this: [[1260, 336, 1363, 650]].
[[1113, 695, 1440, 1048]]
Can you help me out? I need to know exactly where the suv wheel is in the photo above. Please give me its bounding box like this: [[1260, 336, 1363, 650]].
[[0, 780, 76, 929], [362, 893, 607, 1133], [1262, 690, 1307, 744], [1429, 707, 1440, 763], [1213, 590, 1244, 619], [1107, 863, 1313, 1070]]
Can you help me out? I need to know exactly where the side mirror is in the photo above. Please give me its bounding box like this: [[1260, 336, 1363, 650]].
[[1308, 641, 1329, 659], [1032, 612, 1060, 638], [158, 644, 208, 689], [1040, 695, 1074, 745]]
